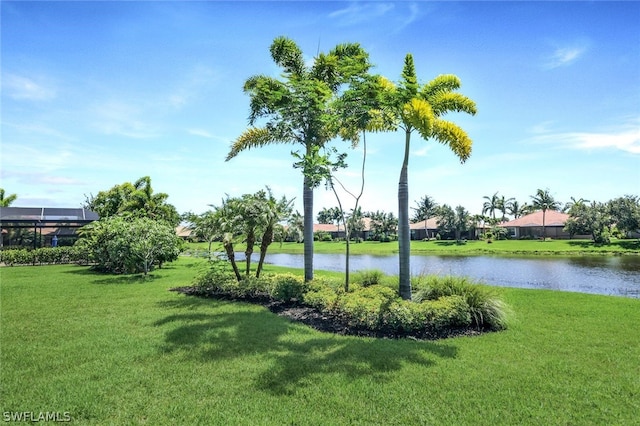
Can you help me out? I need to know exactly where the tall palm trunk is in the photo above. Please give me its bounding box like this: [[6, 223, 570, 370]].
[[542, 209, 547, 240], [303, 176, 314, 282], [398, 130, 412, 300]]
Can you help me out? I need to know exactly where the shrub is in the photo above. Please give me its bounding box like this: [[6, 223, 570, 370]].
[[0, 247, 88, 266], [192, 260, 237, 292], [303, 279, 344, 312], [269, 273, 307, 302]]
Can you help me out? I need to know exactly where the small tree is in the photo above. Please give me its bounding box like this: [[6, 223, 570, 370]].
[[78, 216, 181, 275], [608, 195, 640, 238]]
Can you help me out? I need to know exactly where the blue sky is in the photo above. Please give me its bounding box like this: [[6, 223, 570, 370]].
[[2, 1, 639, 219]]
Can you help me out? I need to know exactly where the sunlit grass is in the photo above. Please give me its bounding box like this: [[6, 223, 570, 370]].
[[1, 258, 639, 424], [230, 238, 640, 256]]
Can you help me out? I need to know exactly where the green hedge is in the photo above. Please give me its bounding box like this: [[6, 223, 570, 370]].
[[192, 266, 509, 335], [0, 247, 90, 266]]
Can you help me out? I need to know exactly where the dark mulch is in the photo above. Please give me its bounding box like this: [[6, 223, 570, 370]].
[[171, 286, 485, 341]]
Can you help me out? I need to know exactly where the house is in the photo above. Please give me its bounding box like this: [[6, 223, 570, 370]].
[[176, 225, 195, 240], [409, 217, 439, 240], [313, 217, 373, 240], [498, 210, 590, 239]]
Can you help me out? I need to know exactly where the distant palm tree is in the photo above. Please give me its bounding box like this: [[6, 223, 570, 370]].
[[530, 188, 561, 239], [506, 200, 529, 219], [497, 195, 514, 221], [0, 189, 18, 207], [482, 192, 500, 220], [563, 196, 590, 213]]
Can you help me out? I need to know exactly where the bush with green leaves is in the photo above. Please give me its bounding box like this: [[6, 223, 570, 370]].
[[0, 246, 88, 266], [78, 216, 182, 275], [268, 273, 307, 302], [193, 267, 306, 303]]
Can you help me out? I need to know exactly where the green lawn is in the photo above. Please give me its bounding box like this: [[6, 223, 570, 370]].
[[241, 238, 640, 256], [2, 258, 639, 425]]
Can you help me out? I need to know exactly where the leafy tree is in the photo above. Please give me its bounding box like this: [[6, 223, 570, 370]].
[[78, 216, 181, 275], [374, 54, 477, 299], [453, 205, 472, 241], [564, 201, 613, 244], [435, 204, 456, 239], [608, 195, 640, 237], [184, 211, 218, 254], [530, 188, 561, 239], [411, 195, 439, 223], [0, 189, 18, 207], [85, 176, 180, 226], [366, 210, 398, 242], [226, 36, 371, 282]]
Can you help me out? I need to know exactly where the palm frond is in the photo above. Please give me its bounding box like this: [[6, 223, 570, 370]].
[[402, 98, 434, 137], [430, 92, 478, 117], [432, 120, 473, 163], [421, 74, 461, 100], [226, 127, 288, 161]]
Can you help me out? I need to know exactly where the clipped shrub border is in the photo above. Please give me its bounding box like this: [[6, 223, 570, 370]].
[[173, 269, 509, 340]]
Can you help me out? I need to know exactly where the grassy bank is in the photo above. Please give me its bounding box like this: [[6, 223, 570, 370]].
[[239, 238, 640, 256], [1, 259, 639, 424]]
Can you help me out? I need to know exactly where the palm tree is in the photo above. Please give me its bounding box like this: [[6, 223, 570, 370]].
[[226, 37, 371, 282], [563, 196, 590, 213], [375, 54, 476, 299], [0, 189, 17, 207], [506, 200, 529, 219], [287, 211, 304, 243], [497, 195, 514, 221], [530, 188, 561, 239], [255, 189, 294, 278], [482, 192, 500, 220]]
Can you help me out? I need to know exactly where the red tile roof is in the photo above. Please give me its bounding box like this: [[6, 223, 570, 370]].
[[499, 210, 569, 228]]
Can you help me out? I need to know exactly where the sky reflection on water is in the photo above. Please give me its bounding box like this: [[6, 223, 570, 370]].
[[264, 253, 640, 298]]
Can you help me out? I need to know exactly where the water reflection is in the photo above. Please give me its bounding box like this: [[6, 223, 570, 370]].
[[264, 253, 640, 298]]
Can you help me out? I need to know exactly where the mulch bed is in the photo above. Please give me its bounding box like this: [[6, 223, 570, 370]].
[[171, 286, 485, 341]]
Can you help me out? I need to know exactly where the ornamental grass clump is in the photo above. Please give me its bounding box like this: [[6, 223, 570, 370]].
[[352, 269, 386, 287], [412, 274, 509, 330]]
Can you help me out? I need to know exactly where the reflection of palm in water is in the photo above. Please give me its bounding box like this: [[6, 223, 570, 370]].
[[264, 253, 640, 298]]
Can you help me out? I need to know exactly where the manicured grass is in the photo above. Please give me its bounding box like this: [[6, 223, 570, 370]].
[[2, 259, 639, 424], [236, 238, 640, 256]]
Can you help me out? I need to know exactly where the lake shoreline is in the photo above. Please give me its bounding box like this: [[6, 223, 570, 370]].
[[259, 239, 640, 257]]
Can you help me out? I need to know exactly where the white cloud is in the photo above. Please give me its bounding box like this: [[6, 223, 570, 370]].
[[531, 120, 640, 155], [3, 73, 56, 101], [90, 100, 159, 139], [544, 43, 589, 69], [329, 2, 395, 25]]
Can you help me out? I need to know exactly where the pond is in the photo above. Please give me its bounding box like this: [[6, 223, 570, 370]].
[[264, 253, 640, 298]]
